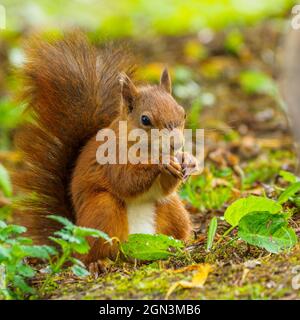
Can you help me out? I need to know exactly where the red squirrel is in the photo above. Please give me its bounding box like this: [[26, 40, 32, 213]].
[[14, 33, 197, 267]]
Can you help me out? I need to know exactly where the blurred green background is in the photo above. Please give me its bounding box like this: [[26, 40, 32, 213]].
[[0, 0, 295, 150], [0, 0, 296, 151], [1, 0, 295, 37]]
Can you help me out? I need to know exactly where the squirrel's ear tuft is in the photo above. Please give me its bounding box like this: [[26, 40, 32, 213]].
[[160, 67, 172, 94], [119, 73, 138, 112]]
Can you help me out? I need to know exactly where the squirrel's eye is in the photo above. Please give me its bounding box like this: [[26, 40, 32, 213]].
[[141, 115, 152, 126]]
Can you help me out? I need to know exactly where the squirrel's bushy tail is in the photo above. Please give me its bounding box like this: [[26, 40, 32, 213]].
[[14, 33, 135, 243]]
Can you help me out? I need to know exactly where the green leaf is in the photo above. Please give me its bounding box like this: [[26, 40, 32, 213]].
[[42, 245, 58, 256], [53, 231, 81, 244], [239, 70, 276, 96], [278, 182, 300, 204], [73, 226, 111, 242], [224, 196, 282, 227], [49, 237, 69, 250], [71, 265, 90, 277], [225, 30, 244, 54], [47, 215, 74, 227], [121, 234, 184, 261], [51, 231, 92, 254], [71, 239, 91, 255], [0, 246, 10, 260], [0, 164, 12, 197], [17, 263, 36, 278], [238, 211, 297, 253], [16, 245, 56, 260], [0, 224, 26, 239], [206, 217, 218, 251], [0, 221, 7, 228], [14, 237, 33, 245], [69, 257, 86, 268], [12, 275, 34, 294], [279, 170, 298, 183]]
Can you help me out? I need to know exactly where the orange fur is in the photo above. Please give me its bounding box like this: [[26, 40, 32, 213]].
[[156, 194, 192, 240]]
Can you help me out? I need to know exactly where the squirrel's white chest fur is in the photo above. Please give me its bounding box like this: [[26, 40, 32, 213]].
[[126, 178, 165, 234]]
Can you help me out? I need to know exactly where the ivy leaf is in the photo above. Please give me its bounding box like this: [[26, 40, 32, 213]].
[[278, 182, 300, 204], [224, 196, 282, 227], [206, 217, 218, 251], [121, 234, 184, 261], [238, 211, 297, 253]]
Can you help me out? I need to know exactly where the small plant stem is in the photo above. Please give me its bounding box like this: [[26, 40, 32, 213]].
[[222, 225, 235, 238], [0, 264, 11, 300], [227, 236, 239, 246], [52, 250, 69, 273], [40, 250, 70, 293], [214, 225, 235, 248]]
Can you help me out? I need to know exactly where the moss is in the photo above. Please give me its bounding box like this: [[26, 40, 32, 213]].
[[38, 244, 299, 300]]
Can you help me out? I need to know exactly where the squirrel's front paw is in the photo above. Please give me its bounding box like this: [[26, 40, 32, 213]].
[[175, 152, 199, 180], [160, 156, 184, 180]]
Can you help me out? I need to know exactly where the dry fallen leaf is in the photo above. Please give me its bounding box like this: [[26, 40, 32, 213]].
[[165, 263, 212, 299]]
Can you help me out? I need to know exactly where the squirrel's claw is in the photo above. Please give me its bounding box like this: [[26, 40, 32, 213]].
[[162, 159, 184, 180], [176, 152, 199, 180]]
